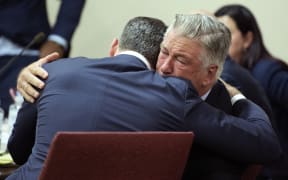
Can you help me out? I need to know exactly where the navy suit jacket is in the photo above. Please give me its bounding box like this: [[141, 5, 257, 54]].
[[0, 0, 85, 48], [183, 81, 246, 180], [251, 59, 288, 176], [7, 54, 281, 180]]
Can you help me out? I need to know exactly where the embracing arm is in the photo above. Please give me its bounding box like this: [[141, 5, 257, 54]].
[[184, 83, 282, 163], [7, 102, 37, 165]]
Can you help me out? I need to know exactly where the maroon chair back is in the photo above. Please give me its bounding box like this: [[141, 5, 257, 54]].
[[39, 131, 194, 180], [241, 164, 262, 180]]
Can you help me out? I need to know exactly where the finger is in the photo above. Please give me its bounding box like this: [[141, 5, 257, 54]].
[[29, 65, 48, 81], [21, 80, 37, 98], [20, 75, 41, 98], [218, 78, 227, 85], [17, 72, 39, 99], [27, 70, 45, 89], [9, 88, 16, 101], [39, 52, 60, 65], [17, 88, 34, 103], [17, 81, 34, 102], [29, 52, 60, 79], [24, 82, 40, 99], [18, 66, 44, 89]]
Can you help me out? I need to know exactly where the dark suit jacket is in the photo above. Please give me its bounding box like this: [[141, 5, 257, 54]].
[[183, 81, 246, 180], [0, 0, 85, 48], [251, 59, 288, 176], [7, 54, 281, 180]]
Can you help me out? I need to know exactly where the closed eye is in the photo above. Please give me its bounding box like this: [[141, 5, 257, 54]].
[[175, 56, 188, 65]]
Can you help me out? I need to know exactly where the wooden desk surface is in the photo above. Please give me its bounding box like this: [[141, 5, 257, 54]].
[[0, 164, 19, 180], [0, 119, 18, 179]]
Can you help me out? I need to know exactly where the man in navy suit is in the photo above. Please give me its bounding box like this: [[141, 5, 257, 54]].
[[8, 15, 281, 180], [0, 0, 86, 117]]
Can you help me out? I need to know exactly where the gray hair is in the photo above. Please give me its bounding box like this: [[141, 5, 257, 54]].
[[166, 14, 231, 77], [119, 16, 167, 69]]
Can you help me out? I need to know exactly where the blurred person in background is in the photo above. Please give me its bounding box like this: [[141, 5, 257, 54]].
[[0, 0, 86, 117], [215, 4, 288, 180]]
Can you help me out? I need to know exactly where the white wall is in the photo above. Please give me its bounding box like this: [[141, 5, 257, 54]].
[[47, 0, 288, 62]]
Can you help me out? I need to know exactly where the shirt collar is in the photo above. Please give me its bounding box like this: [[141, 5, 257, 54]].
[[201, 88, 212, 100], [118, 50, 152, 70]]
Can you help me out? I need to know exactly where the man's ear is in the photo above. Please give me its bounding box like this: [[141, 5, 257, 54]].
[[243, 31, 253, 49], [109, 38, 119, 57], [202, 64, 218, 86]]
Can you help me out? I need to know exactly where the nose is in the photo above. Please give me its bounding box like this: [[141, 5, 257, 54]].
[[157, 57, 173, 75]]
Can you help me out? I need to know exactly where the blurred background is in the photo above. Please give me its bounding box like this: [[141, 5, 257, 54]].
[[47, 0, 288, 62]]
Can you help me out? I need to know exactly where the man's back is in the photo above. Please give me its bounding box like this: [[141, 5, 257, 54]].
[[39, 55, 190, 131], [39, 55, 191, 128]]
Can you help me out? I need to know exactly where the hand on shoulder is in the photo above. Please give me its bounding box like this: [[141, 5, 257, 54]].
[[17, 52, 60, 103]]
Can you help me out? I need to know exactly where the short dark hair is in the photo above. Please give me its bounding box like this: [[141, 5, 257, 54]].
[[119, 16, 167, 69]]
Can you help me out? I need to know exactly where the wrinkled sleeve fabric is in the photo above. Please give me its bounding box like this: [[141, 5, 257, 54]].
[[183, 88, 281, 163]]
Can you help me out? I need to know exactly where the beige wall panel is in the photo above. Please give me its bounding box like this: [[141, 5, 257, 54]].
[[47, 0, 288, 62]]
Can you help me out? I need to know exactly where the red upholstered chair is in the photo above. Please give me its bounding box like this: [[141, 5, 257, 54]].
[[39, 131, 194, 180], [241, 164, 262, 180]]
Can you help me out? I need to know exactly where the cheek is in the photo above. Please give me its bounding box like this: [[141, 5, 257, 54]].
[[176, 67, 194, 81], [229, 34, 244, 59], [190, 71, 206, 91], [156, 55, 165, 70]]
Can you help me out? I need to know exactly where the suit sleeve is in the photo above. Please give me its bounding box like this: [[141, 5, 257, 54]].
[[7, 102, 37, 165], [51, 0, 86, 43], [184, 96, 282, 163]]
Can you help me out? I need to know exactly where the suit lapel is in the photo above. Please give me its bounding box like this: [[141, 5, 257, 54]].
[[205, 81, 233, 114]]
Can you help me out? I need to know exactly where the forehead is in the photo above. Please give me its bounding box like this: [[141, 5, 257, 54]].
[[162, 31, 203, 56]]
